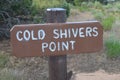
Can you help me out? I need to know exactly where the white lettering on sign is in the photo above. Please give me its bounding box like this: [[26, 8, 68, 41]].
[[31, 30, 37, 40], [72, 28, 78, 38], [79, 27, 85, 37], [70, 41, 76, 50], [16, 29, 45, 41], [53, 29, 59, 39], [93, 27, 98, 37], [42, 41, 75, 53], [15, 26, 99, 53], [60, 29, 67, 38], [38, 30, 46, 40], [86, 27, 92, 37], [23, 30, 31, 41], [53, 27, 98, 39], [16, 31, 23, 41]]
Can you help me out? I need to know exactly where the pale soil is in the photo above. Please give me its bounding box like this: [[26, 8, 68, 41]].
[[71, 70, 120, 80], [0, 9, 120, 80]]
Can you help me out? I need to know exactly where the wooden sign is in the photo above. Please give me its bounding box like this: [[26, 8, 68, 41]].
[[10, 21, 103, 57]]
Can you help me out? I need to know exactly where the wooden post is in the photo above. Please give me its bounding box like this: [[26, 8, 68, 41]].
[[46, 8, 67, 80]]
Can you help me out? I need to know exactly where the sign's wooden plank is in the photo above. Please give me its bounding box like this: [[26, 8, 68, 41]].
[[10, 21, 103, 57]]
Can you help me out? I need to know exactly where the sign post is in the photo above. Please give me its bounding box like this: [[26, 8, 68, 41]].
[[46, 8, 68, 80], [10, 8, 103, 80]]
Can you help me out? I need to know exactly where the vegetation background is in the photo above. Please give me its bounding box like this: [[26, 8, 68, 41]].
[[0, 0, 120, 80]]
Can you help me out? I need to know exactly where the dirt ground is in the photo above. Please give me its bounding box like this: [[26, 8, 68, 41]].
[[71, 70, 120, 80], [0, 9, 120, 80]]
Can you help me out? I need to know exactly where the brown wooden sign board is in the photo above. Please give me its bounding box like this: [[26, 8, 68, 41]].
[[10, 21, 103, 57]]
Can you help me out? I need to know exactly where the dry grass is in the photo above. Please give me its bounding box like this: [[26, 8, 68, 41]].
[[0, 51, 9, 68], [0, 68, 23, 80]]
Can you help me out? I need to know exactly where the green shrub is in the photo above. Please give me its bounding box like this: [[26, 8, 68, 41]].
[[79, 6, 89, 12], [87, 2, 95, 8], [31, 0, 59, 19], [0, 0, 32, 16], [31, 0, 70, 17], [61, 2, 70, 17], [115, 2, 120, 15], [32, 0, 60, 10], [78, 2, 91, 12], [11, 0, 32, 16], [104, 4, 113, 9], [81, 2, 88, 7], [94, 1, 103, 10], [116, 2, 120, 9], [74, 0, 85, 6], [96, 0, 108, 5], [91, 9, 105, 21], [102, 16, 115, 31], [105, 39, 120, 58], [66, 0, 74, 4]]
